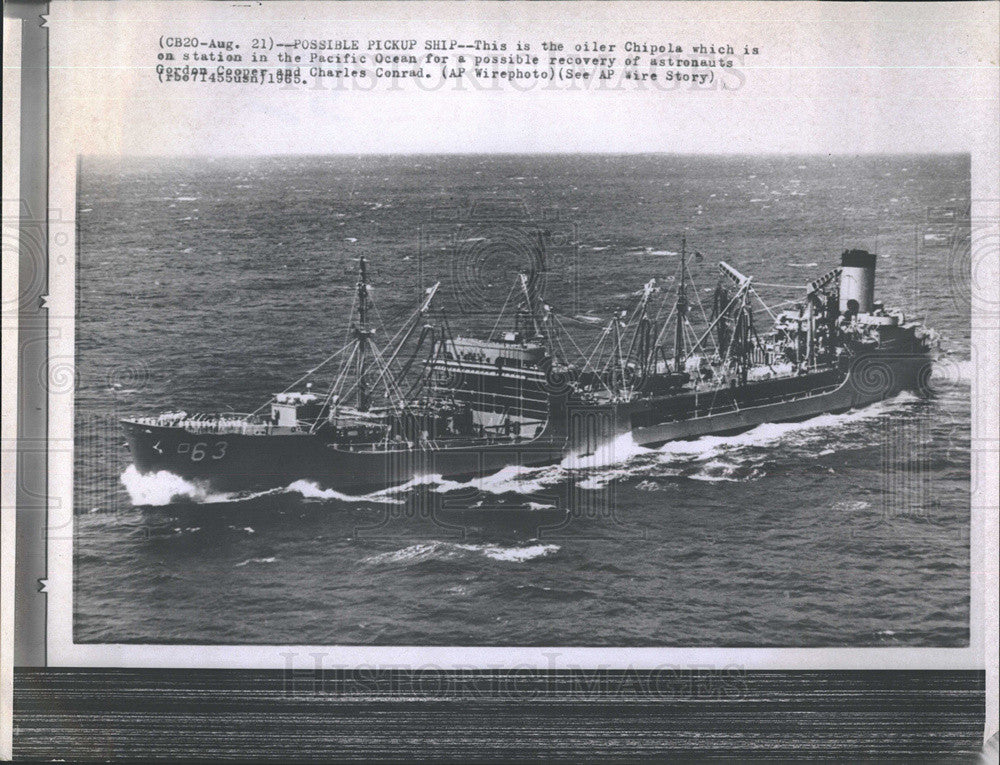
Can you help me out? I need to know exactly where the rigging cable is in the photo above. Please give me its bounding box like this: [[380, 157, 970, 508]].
[[248, 343, 351, 416], [488, 281, 519, 342]]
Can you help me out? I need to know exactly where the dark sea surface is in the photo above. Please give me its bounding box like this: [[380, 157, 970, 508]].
[[75, 154, 971, 646]]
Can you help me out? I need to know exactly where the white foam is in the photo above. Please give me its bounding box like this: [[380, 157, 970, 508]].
[[363, 541, 559, 566], [121, 466, 558, 508], [576, 475, 615, 490], [475, 543, 559, 562], [634, 479, 662, 492], [467, 464, 561, 495], [284, 479, 406, 505], [568, 392, 916, 487], [489, 397, 904, 492], [407, 474, 469, 494], [653, 395, 910, 460], [562, 432, 651, 470], [120, 465, 216, 506], [235, 557, 277, 567], [686, 459, 743, 482], [120, 466, 291, 506], [369, 466, 568, 498], [364, 542, 441, 565], [832, 500, 871, 512]]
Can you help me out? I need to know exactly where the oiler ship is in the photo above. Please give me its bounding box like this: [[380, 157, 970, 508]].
[[122, 243, 937, 493]]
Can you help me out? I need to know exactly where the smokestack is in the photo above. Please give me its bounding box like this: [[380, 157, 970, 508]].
[[839, 249, 876, 313]]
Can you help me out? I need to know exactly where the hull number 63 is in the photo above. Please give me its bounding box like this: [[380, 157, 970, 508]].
[[177, 441, 228, 461]]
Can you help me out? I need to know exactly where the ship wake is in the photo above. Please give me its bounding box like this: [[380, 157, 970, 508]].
[[120, 466, 411, 507], [421, 389, 923, 493]]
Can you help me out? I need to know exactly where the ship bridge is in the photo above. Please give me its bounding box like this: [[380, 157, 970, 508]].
[[428, 331, 555, 428], [439, 333, 548, 368]]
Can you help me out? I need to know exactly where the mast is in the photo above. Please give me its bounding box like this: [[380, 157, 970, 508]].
[[674, 235, 688, 372], [519, 272, 544, 341], [625, 278, 657, 374], [358, 256, 369, 328], [805, 298, 813, 366], [519, 229, 554, 355], [354, 256, 371, 411]]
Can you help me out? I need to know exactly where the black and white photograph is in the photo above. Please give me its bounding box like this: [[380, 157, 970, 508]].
[[74, 152, 972, 648]]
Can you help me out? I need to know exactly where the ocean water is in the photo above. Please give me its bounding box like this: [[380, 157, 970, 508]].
[[75, 154, 971, 646]]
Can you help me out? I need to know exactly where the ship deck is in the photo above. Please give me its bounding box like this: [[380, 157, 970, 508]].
[[124, 413, 273, 435], [122, 413, 553, 450]]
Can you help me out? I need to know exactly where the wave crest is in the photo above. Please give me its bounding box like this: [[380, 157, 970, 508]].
[[362, 541, 560, 567], [120, 465, 220, 506]]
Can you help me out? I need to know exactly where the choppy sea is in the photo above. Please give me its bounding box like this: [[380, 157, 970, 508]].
[[75, 154, 971, 646]]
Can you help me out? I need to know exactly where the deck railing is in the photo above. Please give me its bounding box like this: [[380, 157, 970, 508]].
[[129, 413, 271, 435]]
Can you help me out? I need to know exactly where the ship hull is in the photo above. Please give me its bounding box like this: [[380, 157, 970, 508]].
[[121, 421, 569, 495], [121, 350, 931, 497], [627, 352, 929, 447]]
